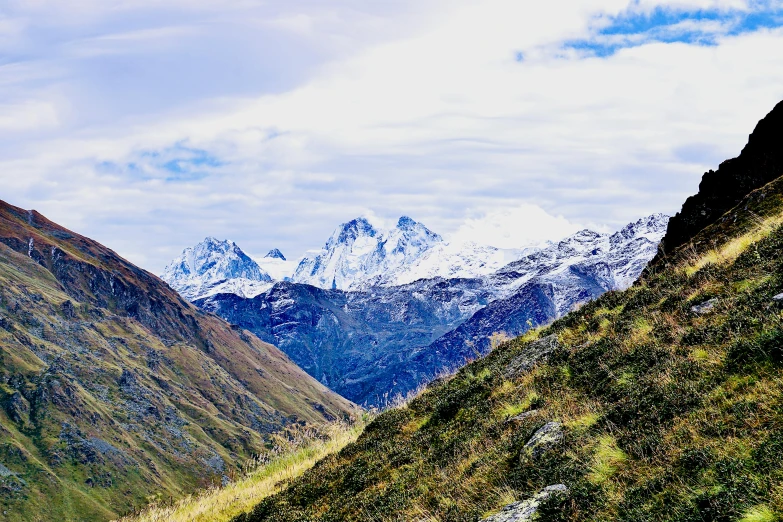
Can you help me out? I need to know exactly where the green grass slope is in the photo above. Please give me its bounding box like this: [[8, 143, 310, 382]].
[[233, 175, 783, 519], [0, 201, 358, 521]]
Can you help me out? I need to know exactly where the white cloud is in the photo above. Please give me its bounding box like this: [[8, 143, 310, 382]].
[[0, 0, 781, 273], [450, 204, 583, 249]]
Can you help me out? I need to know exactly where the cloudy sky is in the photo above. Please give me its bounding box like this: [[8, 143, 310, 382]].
[[1, 0, 782, 273]]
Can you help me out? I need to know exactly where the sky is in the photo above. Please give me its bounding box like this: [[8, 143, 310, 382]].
[[1, 0, 782, 273]]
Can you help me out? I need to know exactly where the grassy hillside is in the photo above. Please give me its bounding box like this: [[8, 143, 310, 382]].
[[0, 201, 358, 521], [228, 175, 783, 521], [118, 419, 367, 522]]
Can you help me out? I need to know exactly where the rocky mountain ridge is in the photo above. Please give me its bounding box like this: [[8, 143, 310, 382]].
[[657, 99, 783, 258]]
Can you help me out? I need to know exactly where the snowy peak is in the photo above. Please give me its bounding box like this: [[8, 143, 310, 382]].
[[164, 213, 669, 301], [265, 248, 286, 260], [328, 217, 378, 249], [293, 216, 444, 290], [496, 214, 669, 291], [161, 237, 272, 301], [610, 213, 669, 245], [387, 216, 443, 255]]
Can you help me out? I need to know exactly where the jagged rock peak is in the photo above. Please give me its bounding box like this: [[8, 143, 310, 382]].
[[392, 216, 443, 245], [161, 237, 272, 301], [397, 215, 417, 228], [293, 215, 445, 291], [330, 217, 378, 247], [164, 237, 268, 280], [265, 248, 286, 261]]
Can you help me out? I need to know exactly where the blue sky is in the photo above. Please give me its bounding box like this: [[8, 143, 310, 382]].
[[1, 0, 782, 272], [565, 2, 783, 55]]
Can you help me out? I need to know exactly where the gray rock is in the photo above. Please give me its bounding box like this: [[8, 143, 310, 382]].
[[0, 463, 17, 477], [773, 292, 783, 301], [483, 484, 568, 521], [505, 410, 539, 424], [504, 335, 559, 379], [523, 422, 563, 458], [60, 300, 76, 319], [201, 453, 225, 473], [3, 392, 30, 427], [691, 298, 718, 315]]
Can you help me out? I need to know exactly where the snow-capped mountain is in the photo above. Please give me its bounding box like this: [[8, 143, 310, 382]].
[[491, 213, 669, 307], [391, 241, 539, 286], [196, 213, 669, 406], [265, 248, 286, 260], [161, 237, 273, 300], [292, 216, 444, 290], [257, 248, 297, 282], [290, 213, 667, 293]]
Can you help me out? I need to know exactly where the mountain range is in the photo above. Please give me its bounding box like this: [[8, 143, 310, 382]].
[[290, 216, 532, 290], [165, 213, 668, 406], [2, 98, 780, 522]]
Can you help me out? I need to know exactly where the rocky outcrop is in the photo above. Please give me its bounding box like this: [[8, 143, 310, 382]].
[[523, 422, 563, 458], [504, 335, 559, 379], [658, 99, 783, 258], [482, 484, 568, 522], [691, 298, 718, 315], [3, 392, 31, 428]]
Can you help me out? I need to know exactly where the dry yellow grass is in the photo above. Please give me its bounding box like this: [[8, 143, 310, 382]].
[[683, 211, 783, 276], [116, 421, 366, 522]]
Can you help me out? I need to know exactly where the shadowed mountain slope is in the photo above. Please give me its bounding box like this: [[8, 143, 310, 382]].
[[0, 200, 357, 521]]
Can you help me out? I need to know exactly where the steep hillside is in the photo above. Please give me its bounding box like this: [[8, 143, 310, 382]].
[[198, 215, 665, 407], [232, 124, 783, 520], [0, 201, 357, 521]]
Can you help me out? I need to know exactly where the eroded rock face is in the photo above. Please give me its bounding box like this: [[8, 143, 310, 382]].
[[482, 484, 568, 522], [504, 335, 560, 379], [523, 422, 563, 459]]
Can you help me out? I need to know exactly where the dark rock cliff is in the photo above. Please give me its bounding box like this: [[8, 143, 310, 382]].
[[657, 99, 783, 259]]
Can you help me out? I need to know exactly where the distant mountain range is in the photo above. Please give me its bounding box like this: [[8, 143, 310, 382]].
[[164, 213, 668, 406], [292, 216, 536, 290], [162, 216, 536, 300]]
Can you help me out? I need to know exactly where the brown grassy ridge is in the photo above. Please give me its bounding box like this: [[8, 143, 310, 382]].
[[0, 199, 359, 521], [222, 176, 783, 521]]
